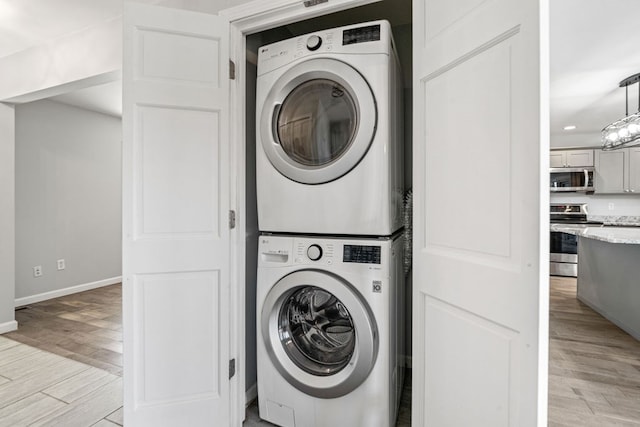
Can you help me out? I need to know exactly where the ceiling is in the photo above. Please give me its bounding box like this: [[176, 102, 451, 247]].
[[550, 0, 640, 142], [3, 0, 640, 134], [0, 0, 126, 59]]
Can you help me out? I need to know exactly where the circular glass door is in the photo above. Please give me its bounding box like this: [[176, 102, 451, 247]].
[[276, 79, 358, 168], [261, 270, 378, 398], [259, 58, 377, 184], [279, 286, 356, 376]]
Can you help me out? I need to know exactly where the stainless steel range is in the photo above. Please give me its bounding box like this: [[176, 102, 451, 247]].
[[550, 203, 602, 277]]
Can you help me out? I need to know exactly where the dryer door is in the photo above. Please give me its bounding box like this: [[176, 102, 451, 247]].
[[259, 58, 377, 184], [261, 269, 378, 398]]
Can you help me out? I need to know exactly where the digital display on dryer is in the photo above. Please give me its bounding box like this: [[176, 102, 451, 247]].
[[343, 245, 381, 264], [342, 24, 381, 45]]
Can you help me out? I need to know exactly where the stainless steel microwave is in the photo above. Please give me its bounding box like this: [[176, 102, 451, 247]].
[[550, 167, 594, 192]]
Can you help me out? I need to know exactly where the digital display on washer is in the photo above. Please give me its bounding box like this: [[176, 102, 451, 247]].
[[342, 24, 381, 45], [343, 245, 381, 264]]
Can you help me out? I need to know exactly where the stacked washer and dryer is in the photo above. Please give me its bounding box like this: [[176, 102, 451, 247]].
[[255, 21, 405, 427]]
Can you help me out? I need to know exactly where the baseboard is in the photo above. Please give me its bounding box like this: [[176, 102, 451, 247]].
[[15, 276, 122, 307], [245, 383, 258, 407], [0, 320, 18, 334]]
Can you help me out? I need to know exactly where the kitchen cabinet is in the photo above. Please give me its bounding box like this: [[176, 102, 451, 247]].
[[577, 232, 640, 340], [550, 149, 594, 168], [595, 147, 640, 194]]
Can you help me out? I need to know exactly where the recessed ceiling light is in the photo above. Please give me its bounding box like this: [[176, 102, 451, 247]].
[[563, 125, 577, 131]]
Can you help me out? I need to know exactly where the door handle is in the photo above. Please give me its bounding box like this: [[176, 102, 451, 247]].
[[272, 103, 282, 145]]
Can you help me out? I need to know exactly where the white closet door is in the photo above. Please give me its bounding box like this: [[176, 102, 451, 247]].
[[123, 3, 232, 426], [412, 0, 548, 425]]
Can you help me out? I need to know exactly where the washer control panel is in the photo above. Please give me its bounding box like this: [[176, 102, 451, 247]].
[[259, 235, 391, 271], [296, 241, 335, 264], [343, 244, 381, 264]]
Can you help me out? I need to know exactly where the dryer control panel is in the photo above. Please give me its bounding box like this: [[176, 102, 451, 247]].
[[256, 20, 393, 77], [342, 24, 381, 45]]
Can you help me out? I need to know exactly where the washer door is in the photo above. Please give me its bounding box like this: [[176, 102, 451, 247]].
[[261, 269, 378, 398], [259, 58, 377, 184]]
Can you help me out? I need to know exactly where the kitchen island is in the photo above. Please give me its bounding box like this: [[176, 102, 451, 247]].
[[550, 225, 640, 341]]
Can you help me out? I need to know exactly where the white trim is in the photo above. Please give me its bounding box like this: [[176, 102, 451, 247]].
[[15, 276, 122, 307], [3, 71, 122, 104], [0, 320, 18, 334], [245, 383, 258, 407], [225, 13, 245, 427], [220, 0, 380, 33]]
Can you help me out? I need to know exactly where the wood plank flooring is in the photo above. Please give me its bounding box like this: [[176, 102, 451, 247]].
[[0, 286, 123, 426], [549, 276, 640, 426], [1, 279, 638, 425], [0, 336, 122, 427], [5, 285, 122, 376]]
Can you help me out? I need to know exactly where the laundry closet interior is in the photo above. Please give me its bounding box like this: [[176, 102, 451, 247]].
[[242, 0, 413, 424]]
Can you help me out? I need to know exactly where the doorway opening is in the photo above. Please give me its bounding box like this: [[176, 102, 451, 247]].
[[238, 1, 412, 425]]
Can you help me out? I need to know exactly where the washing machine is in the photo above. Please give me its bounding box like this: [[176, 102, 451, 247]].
[[256, 233, 405, 427], [256, 21, 404, 236]]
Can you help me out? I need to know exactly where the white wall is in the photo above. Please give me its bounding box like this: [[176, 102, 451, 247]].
[[550, 131, 600, 149], [0, 104, 16, 333], [15, 100, 122, 302]]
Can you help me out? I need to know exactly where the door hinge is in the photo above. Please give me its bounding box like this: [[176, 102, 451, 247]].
[[229, 210, 236, 229], [229, 358, 236, 379], [303, 0, 328, 7], [229, 59, 236, 80]]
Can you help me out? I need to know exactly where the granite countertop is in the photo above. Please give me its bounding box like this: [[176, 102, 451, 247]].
[[589, 215, 640, 227], [550, 224, 640, 245]]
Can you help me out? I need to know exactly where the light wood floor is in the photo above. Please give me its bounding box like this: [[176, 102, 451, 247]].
[[0, 335, 122, 426], [548, 276, 640, 426], [1, 279, 639, 426], [0, 285, 123, 426], [5, 284, 122, 376]]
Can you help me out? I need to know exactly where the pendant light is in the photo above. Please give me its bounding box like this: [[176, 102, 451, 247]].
[[601, 72, 640, 150]]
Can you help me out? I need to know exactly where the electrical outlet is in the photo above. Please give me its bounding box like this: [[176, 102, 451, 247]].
[[608, 203, 615, 211], [33, 265, 42, 277], [57, 259, 65, 270]]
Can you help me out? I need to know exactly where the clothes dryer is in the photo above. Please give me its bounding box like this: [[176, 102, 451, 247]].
[[256, 233, 405, 427], [256, 21, 404, 236]]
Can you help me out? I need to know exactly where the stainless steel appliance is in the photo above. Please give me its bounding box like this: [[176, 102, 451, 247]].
[[550, 167, 594, 192], [550, 203, 602, 277]]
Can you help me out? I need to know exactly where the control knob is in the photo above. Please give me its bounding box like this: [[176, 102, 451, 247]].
[[306, 35, 322, 51], [307, 244, 323, 261]]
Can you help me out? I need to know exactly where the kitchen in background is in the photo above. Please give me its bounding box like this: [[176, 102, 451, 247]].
[[550, 0, 640, 278], [548, 6, 640, 417], [549, 0, 640, 344]]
